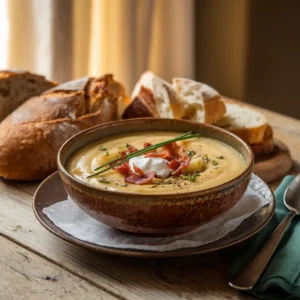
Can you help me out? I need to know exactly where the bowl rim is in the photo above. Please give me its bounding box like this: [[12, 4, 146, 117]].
[[57, 118, 254, 199]]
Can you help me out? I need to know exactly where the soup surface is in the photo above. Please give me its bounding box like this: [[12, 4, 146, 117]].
[[67, 131, 247, 194]]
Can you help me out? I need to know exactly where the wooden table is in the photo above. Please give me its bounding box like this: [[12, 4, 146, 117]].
[[1, 105, 300, 300]]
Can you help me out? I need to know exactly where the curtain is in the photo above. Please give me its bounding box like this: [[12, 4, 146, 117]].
[[0, 0, 194, 93]]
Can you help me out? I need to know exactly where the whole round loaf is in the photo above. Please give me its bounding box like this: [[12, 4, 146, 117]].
[[0, 75, 127, 180]]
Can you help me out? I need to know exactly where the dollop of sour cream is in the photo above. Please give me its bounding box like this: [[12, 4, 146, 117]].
[[128, 156, 171, 178]]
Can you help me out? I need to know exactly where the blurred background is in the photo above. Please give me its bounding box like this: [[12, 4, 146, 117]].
[[0, 0, 299, 118]]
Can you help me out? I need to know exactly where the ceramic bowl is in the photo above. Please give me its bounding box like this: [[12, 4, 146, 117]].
[[57, 118, 254, 236]]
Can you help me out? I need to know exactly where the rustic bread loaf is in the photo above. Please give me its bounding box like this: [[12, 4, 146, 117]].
[[0, 69, 57, 121], [214, 100, 268, 144], [0, 74, 127, 180], [123, 71, 182, 119], [172, 78, 226, 124]]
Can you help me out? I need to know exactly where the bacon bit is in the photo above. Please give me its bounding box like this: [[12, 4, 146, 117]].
[[114, 162, 131, 176], [133, 164, 146, 176], [119, 151, 127, 157], [144, 151, 168, 159], [168, 159, 180, 171], [144, 142, 152, 148], [127, 145, 138, 153], [125, 171, 156, 185], [171, 155, 191, 176]]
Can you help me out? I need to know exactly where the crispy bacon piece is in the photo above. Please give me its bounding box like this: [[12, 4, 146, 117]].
[[119, 151, 127, 157], [144, 142, 152, 148], [167, 159, 180, 171], [144, 151, 168, 159], [133, 164, 145, 176], [114, 162, 131, 176], [171, 155, 191, 176], [127, 145, 138, 153], [115, 162, 156, 185], [125, 171, 156, 185]]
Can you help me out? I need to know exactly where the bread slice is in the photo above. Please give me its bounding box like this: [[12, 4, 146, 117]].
[[172, 78, 226, 124], [250, 125, 274, 159], [0, 69, 57, 121], [123, 71, 182, 119], [214, 100, 268, 144], [0, 74, 127, 180]]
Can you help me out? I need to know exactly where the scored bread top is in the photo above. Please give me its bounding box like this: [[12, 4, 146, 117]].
[[0, 69, 57, 121]]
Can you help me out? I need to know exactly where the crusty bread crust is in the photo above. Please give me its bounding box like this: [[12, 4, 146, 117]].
[[123, 72, 182, 120], [250, 125, 274, 159], [0, 75, 126, 180], [216, 98, 268, 144], [172, 78, 225, 124], [0, 69, 57, 121], [122, 86, 157, 119]]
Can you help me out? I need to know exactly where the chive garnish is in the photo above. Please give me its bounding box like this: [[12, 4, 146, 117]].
[[180, 173, 200, 182], [212, 160, 218, 166], [120, 183, 127, 187], [164, 179, 173, 184], [217, 155, 224, 159], [187, 150, 196, 158], [202, 155, 210, 163], [98, 178, 110, 184], [87, 132, 201, 178], [105, 151, 109, 156], [99, 146, 107, 151]]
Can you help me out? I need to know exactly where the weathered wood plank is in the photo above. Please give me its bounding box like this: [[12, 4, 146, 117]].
[[0, 236, 118, 300], [0, 180, 252, 300]]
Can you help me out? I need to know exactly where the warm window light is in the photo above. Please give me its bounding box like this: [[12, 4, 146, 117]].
[[0, 0, 8, 68]]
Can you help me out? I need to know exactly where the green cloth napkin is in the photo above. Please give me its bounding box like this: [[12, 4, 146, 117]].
[[229, 175, 300, 300]]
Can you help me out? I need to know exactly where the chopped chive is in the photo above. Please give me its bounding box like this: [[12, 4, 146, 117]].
[[98, 177, 110, 184], [202, 155, 210, 163], [180, 173, 200, 182], [187, 150, 196, 158], [99, 146, 107, 151], [120, 183, 127, 187], [164, 179, 173, 184], [217, 155, 224, 159], [105, 151, 109, 156], [212, 160, 219, 166]]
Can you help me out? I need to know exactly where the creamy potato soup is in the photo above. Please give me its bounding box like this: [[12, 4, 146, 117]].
[[67, 132, 247, 194]]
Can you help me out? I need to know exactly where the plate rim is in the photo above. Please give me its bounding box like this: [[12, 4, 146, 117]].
[[33, 171, 275, 258]]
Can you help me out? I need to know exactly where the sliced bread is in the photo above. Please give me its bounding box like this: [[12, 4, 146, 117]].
[[0, 69, 57, 121], [123, 71, 182, 119], [172, 78, 226, 124], [215, 100, 268, 144], [250, 125, 274, 159]]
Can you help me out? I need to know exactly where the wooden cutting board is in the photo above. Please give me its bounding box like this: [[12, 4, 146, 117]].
[[253, 140, 292, 183]]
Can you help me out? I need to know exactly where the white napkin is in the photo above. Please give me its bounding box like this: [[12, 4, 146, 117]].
[[43, 174, 272, 252]]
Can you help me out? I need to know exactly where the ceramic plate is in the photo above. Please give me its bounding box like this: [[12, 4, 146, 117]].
[[33, 172, 275, 257]]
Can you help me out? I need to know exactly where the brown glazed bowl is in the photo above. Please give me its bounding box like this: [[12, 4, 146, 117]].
[[57, 118, 254, 236]]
